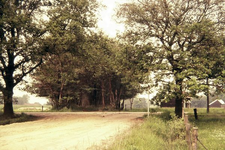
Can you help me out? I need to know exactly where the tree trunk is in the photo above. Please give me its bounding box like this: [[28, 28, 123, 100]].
[[175, 97, 183, 118], [101, 80, 105, 108], [81, 90, 90, 107], [3, 89, 14, 117], [59, 81, 64, 105], [51, 98, 58, 109], [206, 77, 210, 113], [93, 84, 98, 106], [116, 88, 122, 110], [3, 67, 15, 117], [120, 99, 125, 110], [115, 89, 117, 108], [175, 79, 183, 118], [108, 78, 114, 106], [130, 98, 134, 110]]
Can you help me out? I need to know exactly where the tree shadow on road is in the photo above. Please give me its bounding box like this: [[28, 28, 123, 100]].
[[0, 112, 43, 125]]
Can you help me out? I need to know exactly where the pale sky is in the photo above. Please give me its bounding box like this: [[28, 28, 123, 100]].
[[97, 0, 128, 37], [14, 88, 48, 105]]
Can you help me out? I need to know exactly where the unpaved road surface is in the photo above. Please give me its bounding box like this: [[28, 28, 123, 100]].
[[0, 112, 145, 150]]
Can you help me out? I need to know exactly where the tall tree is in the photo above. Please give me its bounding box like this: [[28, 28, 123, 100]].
[[83, 33, 151, 109], [0, 0, 49, 117], [195, 35, 225, 113], [118, 0, 225, 117], [28, 0, 99, 109], [73, 33, 120, 108], [30, 52, 80, 109], [30, 32, 150, 110]]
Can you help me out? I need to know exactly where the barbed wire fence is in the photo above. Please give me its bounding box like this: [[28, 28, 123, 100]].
[[197, 137, 208, 150]]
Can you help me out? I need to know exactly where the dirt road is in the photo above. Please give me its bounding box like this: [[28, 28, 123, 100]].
[[0, 112, 145, 150]]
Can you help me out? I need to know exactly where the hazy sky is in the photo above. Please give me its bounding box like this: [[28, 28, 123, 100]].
[[97, 0, 128, 37]]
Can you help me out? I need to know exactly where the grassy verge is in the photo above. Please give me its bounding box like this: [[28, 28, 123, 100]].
[[108, 108, 225, 150], [108, 113, 187, 150]]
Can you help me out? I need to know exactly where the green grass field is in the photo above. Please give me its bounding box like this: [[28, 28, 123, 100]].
[[0, 104, 52, 112], [186, 108, 225, 150]]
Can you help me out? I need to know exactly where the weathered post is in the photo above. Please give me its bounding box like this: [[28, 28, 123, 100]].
[[192, 127, 198, 150], [182, 101, 185, 118], [147, 99, 151, 118], [184, 113, 192, 150], [42, 105, 44, 112], [194, 108, 198, 120], [184, 112, 189, 124]]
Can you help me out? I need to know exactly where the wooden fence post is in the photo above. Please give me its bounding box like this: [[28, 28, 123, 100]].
[[194, 108, 198, 120], [184, 112, 189, 124], [192, 127, 198, 150], [184, 113, 192, 150]]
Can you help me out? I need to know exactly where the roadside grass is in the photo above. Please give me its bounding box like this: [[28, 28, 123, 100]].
[[108, 112, 188, 150], [108, 122, 167, 150], [108, 108, 225, 150]]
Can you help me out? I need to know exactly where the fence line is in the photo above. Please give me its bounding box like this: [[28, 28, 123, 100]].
[[197, 137, 208, 150], [184, 112, 208, 150]]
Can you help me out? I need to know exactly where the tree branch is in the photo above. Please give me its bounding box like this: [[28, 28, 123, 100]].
[[0, 55, 6, 69], [14, 57, 31, 70], [0, 84, 4, 92], [14, 59, 43, 86]]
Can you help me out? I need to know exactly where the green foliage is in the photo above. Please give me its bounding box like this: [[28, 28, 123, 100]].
[[27, 0, 100, 109], [45, 0, 98, 54], [117, 0, 225, 117], [0, 0, 49, 87], [31, 28, 149, 109], [30, 52, 81, 108]]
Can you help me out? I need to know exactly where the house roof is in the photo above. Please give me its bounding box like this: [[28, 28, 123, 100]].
[[209, 99, 225, 105]]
